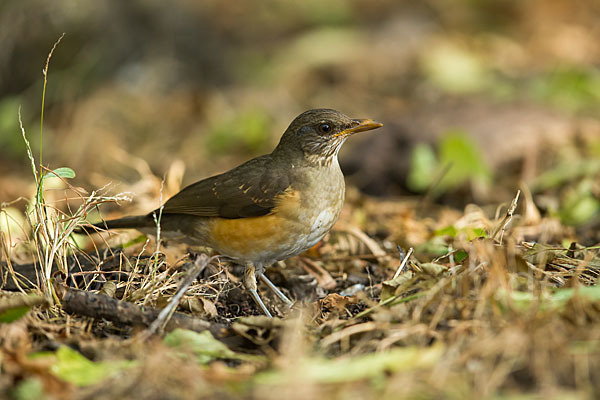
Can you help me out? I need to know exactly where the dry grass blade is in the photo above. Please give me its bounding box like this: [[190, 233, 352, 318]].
[[299, 257, 337, 290], [341, 226, 388, 258], [320, 321, 378, 348], [491, 189, 520, 244], [393, 247, 414, 280]]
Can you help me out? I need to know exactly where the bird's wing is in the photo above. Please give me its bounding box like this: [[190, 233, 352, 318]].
[[158, 155, 292, 219]]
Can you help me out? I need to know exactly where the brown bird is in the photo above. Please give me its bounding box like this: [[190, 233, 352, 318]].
[[87, 109, 383, 316]]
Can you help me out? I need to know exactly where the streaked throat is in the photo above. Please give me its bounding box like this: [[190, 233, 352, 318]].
[[304, 136, 347, 167]]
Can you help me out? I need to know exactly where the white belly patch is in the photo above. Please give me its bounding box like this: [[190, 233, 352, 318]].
[[261, 207, 339, 263], [307, 208, 338, 247]]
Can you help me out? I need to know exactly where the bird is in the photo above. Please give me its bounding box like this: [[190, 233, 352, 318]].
[[85, 109, 383, 317]]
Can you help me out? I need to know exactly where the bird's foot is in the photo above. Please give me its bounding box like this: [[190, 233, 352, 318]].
[[258, 272, 293, 305], [243, 265, 273, 317]]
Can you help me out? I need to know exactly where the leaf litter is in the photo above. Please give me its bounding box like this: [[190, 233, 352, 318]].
[[3, 167, 600, 399]]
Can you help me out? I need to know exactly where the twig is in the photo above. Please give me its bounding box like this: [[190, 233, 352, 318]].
[[349, 291, 426, 322], [57, 282, 228, 337], [299, 258, 337, 290], [321, 253, 392, 262], [320, 321, 378, 348], [341, 226, 387, 258], [393, 247, 413, 280], [491, 190, 521, 244]]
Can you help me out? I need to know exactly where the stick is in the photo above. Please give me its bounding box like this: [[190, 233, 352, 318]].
[[393, 247, 414, 280], [58, 284, 229, 338], [491, 190, 521, 244]]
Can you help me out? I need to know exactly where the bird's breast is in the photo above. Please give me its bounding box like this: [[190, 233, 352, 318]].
[[298, 163, 345, 246], [204, 161, 345, 264]]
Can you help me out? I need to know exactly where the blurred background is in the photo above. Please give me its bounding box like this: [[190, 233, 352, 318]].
[[1, 0, 599, 221]]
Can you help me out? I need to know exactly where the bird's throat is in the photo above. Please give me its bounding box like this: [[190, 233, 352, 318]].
[[303, 137, 347, 167]]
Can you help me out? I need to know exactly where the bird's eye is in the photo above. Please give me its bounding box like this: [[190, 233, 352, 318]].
[[319, 123, 332, 134]]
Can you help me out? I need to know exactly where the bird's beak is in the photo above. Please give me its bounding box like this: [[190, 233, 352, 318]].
[[335, 119, 383, 137]]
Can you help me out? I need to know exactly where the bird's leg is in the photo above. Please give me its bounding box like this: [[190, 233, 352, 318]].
[[258, 272, 293, 305], [243, 264, 272, 318]]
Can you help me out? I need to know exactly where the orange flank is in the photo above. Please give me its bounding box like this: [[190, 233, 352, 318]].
[[207, 189, 304, 261], [209, 214, 295, 257]]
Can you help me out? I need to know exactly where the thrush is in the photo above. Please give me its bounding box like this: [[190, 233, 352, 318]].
[[86, 109, 383, 317]]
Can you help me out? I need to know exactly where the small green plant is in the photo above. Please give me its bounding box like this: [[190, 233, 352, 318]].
[[407, 131, 492, 196], [7, 34, 130, 304], [529, 66, 600, 113]]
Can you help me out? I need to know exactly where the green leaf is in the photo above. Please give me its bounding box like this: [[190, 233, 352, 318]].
[[416, 236, 452, 257], [531, 160, 600, 192], [256, 345, 444, 384], [497, 286, 600, 312], [407, 143, 438, 192], [437, 132, 491, 192], [43, 167, 76, 180], [550, 286, 600, 308], [0, 305, 31, 323], [559, 180, 600, 226], [31, 346, 134, 386], [121, 234, 148, 249], [434, 226, 486, 240], [11, 378, 44, 400], [455, 249, 468, 263], [466, 227, 487, 240], [164, 329, 263, 364], [56, 346, 133, 386], [0, 294, 47, 323], [529, 66, 600, 112], [434, 225, 458, 237], [561, 195, 600, 226]]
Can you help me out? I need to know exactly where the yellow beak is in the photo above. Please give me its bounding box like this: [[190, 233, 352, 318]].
[[334, 119, 383, 137]]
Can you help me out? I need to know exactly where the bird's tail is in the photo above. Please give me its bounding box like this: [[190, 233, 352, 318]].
[[76, 215, 154, 234]]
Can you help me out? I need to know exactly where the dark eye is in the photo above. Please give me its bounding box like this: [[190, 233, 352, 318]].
[[319, 123, 332, 134]]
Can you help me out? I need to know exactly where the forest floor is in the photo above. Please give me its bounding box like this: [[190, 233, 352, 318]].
[[2, 1, 600, 398], [2, 156, 600, 399]]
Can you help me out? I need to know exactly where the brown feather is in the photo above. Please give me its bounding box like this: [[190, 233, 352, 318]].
[[158, 155, 292, 219]]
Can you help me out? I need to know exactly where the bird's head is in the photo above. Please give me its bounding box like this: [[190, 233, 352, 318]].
[[275, 108, 383, 166]]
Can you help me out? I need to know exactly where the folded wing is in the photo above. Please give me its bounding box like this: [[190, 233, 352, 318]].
[[159, 156, 292, 219]]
